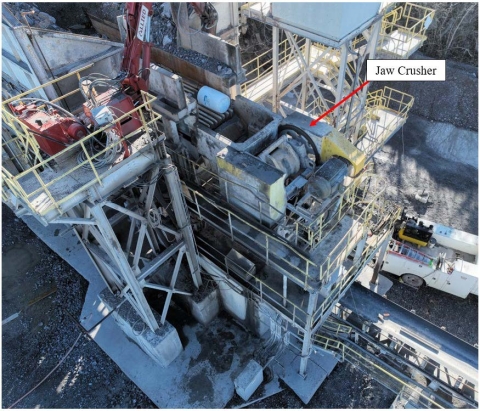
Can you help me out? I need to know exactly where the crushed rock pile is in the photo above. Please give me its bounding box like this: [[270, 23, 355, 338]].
[[4, 2, 67, 31], [6, 2, 233, 75], [99, 2, 232, 74]]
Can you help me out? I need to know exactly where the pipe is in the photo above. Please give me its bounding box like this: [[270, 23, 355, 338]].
[[12, 27, 58, 101]]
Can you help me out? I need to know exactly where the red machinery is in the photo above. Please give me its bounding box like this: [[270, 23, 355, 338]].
[[82, 2, 154, 158], [10, 3, 153, 160], [120, 2, 153, 97], [9, 99, 87, 156]]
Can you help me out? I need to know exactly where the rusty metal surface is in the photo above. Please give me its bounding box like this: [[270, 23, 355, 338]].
[[88, 13, 122, 42]]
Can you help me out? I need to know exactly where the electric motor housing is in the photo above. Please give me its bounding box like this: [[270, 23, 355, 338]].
[[11, 102, 87, 156]]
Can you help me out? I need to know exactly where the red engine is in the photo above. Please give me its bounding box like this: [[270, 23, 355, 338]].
[[10, 101, 87, 157], [83, 89, 142, 138]]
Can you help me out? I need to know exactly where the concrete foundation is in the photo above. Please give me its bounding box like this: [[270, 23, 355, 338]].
[[273, 346, 338, 404], [356, 267, 393, 296], [234, 359, 264, 401], [216, 276, 248, 321], [182, 287, 220, 325], [247, 299, 278, 337], [100, 289, 183, 368]]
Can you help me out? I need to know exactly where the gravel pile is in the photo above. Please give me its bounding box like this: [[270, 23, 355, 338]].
[[373, 114, 478, 235], [96, 2, 233, 74], [373, 53, 478, 132], [4, 2, 233, 74], [3, 3, 67, 31]]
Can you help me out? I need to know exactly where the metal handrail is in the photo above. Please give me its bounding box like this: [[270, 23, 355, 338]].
[[241, 37, 306, 97], [312, 332, 447, 409], [172, 149, 378, 252], [2, 79, 161, 216], [184, 170, 394, 289], [332, 305, 479, 401], [317, 183, 394, 283], [198, 241, 310, 329], [313, 210, 400, 322], [378, 3, 435, 58], [354, 87, 414, 158]]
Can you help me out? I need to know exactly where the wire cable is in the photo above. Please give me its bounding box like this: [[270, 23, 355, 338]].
[[10, 98, 76, 119], [7, 332, 83, 409]]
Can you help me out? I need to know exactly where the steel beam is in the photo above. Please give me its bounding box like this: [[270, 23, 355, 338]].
[[272, 26, 279, 113], [299, 291, 319, 377], [352, 19, 382, 142], [370, 235, 390, 285], [104, 201, 147, 222], [161, 156, 203, 288], [138, 241, 185, 282], [88, 202, 159, 331], [285, 31, 329, 115], [161, 247, 185, 324], [143, 282, 192, 297], [333, 43, 348, 123], [50, 217, 97, 225], [300, 39, 311, 111]]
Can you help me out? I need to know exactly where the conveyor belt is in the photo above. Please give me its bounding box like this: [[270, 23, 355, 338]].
[[312, 329, 458, 408], [339, 283, 478, 404]]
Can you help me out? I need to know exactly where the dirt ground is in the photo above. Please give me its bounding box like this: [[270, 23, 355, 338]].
[[1, 207, 156, 409], [374, 114, 478, 235]]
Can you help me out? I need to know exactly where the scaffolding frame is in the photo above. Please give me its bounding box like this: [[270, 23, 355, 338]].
[[2, 68, 203, 332], [240, 2, 430, 144]]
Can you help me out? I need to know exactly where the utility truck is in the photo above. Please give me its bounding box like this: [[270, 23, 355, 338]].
[[381, 211, 478, 298]]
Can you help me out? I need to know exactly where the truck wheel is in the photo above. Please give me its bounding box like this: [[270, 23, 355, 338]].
[[401, 274, 424, 288]]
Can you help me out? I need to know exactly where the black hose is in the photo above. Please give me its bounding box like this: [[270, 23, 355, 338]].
[[278, 124, 321, 166], [28, 129, 70, 147]]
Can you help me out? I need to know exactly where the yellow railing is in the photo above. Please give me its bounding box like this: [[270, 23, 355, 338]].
[[355, 87, 414, 157], [199, 246, 311, 329], [195, 190, 399, 330], [171, 149, 380, 252], [2, 70, 161, 217], [378, 3, 435, 58], [241, 37, 306, 100], [311, 332, 447, 409], [313, 204, 401, 322], [322, 317, 353, 336], [366, 87, 414, 117], [183, 165, 396, 291]]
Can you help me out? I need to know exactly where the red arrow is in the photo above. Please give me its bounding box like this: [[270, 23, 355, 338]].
[[310, 80, 370, 127]]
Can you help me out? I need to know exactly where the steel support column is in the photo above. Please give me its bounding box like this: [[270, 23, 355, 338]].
[[352, 18, 382, 142], [353, 232, 368, 265], [88, 202, 160, 331], [272, 26, 279, 113], [371, 235, 390, 285], [299, 291, 319, 377], [300, 38, 311, 111], [332, 43, 349, 123], [161, 155, 203, 288]]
